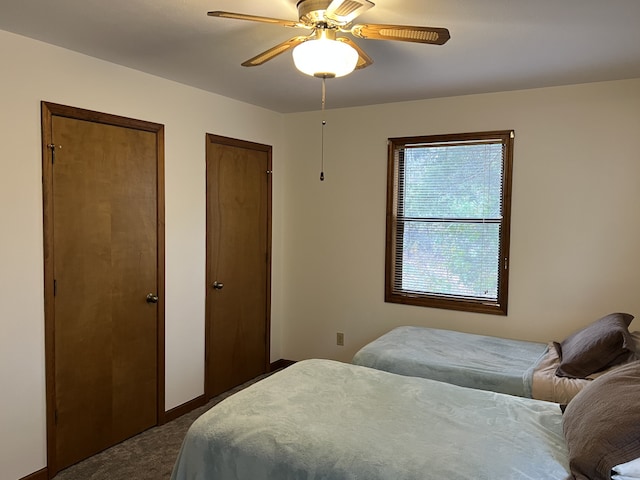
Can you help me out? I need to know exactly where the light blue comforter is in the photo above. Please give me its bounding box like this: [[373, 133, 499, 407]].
[[171, 359, 569, 480], [352, 326, 548, 397]]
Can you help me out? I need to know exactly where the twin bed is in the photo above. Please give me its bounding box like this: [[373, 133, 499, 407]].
[[172, 314, 640, 480], [352, 323, 640, 403], [172, 359, 570, 480]]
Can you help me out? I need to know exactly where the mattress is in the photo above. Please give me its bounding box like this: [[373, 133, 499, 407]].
[[171, 359, 570, 480]]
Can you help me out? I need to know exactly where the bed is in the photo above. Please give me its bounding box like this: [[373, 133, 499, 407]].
[[352, 313, 638, 403], [171, 358, 640, 480]]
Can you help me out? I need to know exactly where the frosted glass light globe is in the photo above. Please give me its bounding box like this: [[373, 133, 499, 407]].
[[293, 38, 358, 78]]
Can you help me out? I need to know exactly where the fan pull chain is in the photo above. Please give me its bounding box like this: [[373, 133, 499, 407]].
[[320, 77, 326, 181]]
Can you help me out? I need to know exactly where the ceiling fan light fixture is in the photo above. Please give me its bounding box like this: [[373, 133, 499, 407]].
[[292, 32, 359, 78]]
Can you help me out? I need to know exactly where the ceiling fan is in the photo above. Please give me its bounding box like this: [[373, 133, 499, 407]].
[[208, 0, 450, 78]]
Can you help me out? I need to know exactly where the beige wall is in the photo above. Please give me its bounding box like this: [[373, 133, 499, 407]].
[[3, 25, 640, 480], [280, 79, 640, 362], [0, 30, 285, 480]]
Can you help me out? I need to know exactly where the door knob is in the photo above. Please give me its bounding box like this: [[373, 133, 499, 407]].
[[146, 293, 159, 304], [212, 281, 224, 290]]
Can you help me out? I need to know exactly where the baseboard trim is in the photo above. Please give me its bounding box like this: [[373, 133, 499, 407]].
[[163, 394, 207, 423], [18, 467, 48, 480], [270, 359, 296, 372]]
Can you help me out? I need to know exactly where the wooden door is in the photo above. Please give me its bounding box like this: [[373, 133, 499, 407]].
[[205, 134, 271, 398], [41, 103, 165, 474]]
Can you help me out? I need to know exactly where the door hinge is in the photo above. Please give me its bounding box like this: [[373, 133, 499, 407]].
[[54, 409, 58, 425], [48, 144, 61, 164], [53, 279, 57, 296], [47, 144, 56, 164]]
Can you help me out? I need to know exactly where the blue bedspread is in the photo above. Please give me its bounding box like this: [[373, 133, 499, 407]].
[[352, 326, 548, 397], [171, 359, 569, 480]]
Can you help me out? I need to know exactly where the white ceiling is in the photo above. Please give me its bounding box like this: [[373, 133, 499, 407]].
[[1, 0, 639, 113]]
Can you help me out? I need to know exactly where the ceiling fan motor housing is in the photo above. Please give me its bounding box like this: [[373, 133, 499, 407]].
[[297, 0, 366, 26]]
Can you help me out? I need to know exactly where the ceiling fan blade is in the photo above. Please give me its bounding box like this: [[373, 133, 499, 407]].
[[241, 36, 309, 67], [326, 0, 375, 24], [207, 11, 304, 29], [350, 23, 450, 45], [336, 37, 373, 70]]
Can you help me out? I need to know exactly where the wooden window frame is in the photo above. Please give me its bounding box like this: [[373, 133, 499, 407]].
[[385, 130, 514, 315]]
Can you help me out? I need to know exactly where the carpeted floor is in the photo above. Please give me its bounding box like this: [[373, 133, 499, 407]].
[[52, 373, 271, 480]]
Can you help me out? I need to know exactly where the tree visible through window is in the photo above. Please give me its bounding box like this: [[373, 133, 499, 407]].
[[385, 131, 514, 315]]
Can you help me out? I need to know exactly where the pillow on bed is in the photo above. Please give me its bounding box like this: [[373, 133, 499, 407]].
[[612, 457, 640, 480], [563, 360, 640, 480], [554, 313, 635, 378]]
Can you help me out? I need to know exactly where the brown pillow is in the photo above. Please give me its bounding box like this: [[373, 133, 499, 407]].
[[563, 360, 640, 480], [554, 313, 634, 378]]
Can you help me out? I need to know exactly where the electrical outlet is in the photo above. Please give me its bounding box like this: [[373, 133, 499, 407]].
[[336, 332, 344, 346]]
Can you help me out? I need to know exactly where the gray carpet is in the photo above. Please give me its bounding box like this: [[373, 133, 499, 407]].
[[53, 373, 271, 480]]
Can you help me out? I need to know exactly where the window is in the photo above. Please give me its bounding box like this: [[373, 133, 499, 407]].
[[385, 130, 514, 315]]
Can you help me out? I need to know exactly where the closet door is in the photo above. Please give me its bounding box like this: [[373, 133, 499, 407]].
[[205, 134, 272, 398], [42, 103, 165, 473]]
